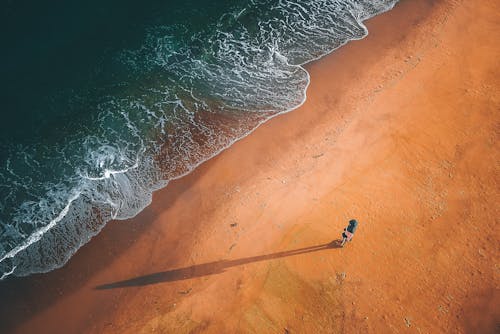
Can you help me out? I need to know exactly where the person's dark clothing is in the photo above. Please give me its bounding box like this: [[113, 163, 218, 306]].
[[346, 219, 358, 234]]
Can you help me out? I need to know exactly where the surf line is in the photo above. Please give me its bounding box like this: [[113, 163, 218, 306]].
[[0, 0, 399, 280]]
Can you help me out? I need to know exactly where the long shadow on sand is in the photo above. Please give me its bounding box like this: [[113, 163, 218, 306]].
[[96, 241, 342, 289]]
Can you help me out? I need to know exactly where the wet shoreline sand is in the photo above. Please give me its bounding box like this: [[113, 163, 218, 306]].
[[1, 0, 499, 332]]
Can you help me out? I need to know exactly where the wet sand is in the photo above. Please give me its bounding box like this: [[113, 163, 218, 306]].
[[1, 0, 499, 333]]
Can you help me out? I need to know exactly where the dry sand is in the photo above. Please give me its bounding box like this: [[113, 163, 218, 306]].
[[0, 0, 499, 333]]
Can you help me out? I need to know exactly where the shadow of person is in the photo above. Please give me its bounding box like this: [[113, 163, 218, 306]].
[[96, 241, 342, 289]]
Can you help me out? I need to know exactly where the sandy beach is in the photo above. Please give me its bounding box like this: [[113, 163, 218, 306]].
[[1, 0, 499, 333]]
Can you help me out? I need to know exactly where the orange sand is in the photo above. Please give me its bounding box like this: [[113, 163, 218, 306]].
[[1, 0, 499, 333]]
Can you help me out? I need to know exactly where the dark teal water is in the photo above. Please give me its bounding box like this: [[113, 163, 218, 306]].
[[0, 0, 398, 278]]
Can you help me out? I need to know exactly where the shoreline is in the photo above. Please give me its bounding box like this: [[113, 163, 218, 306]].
[[1, 0, 499, 333], [0, 1, 400, 281]]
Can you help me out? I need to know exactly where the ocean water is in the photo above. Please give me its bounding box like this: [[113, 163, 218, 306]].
[[0, 0, 398, 279]]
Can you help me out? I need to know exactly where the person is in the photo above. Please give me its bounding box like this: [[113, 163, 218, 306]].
[[341, 219, 358, 246]]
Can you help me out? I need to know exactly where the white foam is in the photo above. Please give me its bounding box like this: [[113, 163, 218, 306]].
[[80, 160, 139, 181], [0, 192, 81, 263], [0, 265, 16, 280]]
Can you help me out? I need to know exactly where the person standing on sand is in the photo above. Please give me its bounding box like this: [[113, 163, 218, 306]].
[[341, 219, 358, 246]]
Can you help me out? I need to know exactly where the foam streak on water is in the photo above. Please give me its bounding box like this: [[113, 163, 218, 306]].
[[0, 0, 398, 278]]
